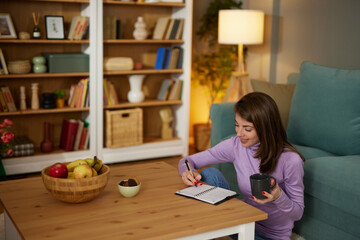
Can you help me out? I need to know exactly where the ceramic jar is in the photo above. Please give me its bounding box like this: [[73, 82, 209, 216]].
[[133, 16, 147, 40], [32, 56, 47, 73], [127, 74, 145, 103]]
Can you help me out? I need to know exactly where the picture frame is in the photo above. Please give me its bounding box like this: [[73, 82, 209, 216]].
[[45, 15, 65, 39], [0, 48, 9, 74], [0, 13, 17, 39]]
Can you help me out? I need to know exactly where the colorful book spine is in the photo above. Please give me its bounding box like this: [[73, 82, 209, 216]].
[[60, 119, 79, 151]]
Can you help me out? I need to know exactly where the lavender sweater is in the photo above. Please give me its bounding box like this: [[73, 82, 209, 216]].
[[178, 136, 304, 240]]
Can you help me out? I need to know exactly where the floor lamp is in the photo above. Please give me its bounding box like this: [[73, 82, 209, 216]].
[[218, 9, 264, 101]]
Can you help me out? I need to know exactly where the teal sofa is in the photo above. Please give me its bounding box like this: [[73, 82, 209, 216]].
[[209, 62, 360, 240]]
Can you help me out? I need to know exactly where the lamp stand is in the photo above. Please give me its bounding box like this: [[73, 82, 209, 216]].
[[223, 44, 249, 102], [237, 43, 244, 73]]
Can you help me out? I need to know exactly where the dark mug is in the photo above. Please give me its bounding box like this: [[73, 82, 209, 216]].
[[250, 173, 277, 199]]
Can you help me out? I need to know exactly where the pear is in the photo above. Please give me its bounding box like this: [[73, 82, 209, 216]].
[[66, 159, 88, 172]]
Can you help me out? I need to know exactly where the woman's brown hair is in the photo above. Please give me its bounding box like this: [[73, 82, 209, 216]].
[[234, 92, 305, 173]]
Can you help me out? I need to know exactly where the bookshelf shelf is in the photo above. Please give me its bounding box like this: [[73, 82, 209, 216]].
[[0, 40, 89, 44], [103, 1, 185, 7], [103, 69, 182, 76], [32, 0, 89, 3], [0, 72, 89, 79], [0, 107, 89, 116], [104, 39, 184, 44], [104, 99, 182, 109]]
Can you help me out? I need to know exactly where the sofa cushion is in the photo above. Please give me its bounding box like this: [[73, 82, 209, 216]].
[[303, 155, 360, 217], [287, 61, 360, 155], [292, 143, 337, 160], [210, 102, 236, 147], [251, 79, 296, 128]]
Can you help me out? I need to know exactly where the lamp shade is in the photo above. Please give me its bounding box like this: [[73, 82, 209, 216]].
[[218, 10, 264, 45]]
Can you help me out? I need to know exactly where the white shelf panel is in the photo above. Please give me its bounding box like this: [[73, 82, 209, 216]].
[[101, 139, 185, 164], [3, 150, 92, 175]]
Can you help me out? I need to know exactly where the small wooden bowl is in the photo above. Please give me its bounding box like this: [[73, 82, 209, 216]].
[[41, 164, 110, 203]]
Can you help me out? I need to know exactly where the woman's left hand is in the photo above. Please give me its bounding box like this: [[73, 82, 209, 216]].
[[252, 179, 281, 204]]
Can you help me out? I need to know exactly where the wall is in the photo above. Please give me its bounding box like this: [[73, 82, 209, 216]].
[[190, 0, 360, 142], [246, 0, 360, 83]]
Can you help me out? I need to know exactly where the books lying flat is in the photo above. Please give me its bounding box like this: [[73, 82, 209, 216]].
[[176, 184, 238, 205]]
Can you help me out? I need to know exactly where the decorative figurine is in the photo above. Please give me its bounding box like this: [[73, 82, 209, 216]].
[[32, 56, 47, 73], [133, 16, 147, 40], [20, 86, 27, 110], [32, 12, 40, 39], [159, 107, 173, 139], [31, 83, 39, 110]]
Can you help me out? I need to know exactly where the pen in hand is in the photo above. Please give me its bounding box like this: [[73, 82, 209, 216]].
[[185, 160, 198, 187]]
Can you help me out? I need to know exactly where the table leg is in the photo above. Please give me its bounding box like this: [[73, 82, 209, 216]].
[[174, 221, 255, 240], [4, 210, 22, 240]]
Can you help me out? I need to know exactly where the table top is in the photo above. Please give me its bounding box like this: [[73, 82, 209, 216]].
[[0, 161, 267, 240]]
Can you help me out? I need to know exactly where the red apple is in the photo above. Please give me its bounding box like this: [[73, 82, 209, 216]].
[[49, 162, 68, 178]]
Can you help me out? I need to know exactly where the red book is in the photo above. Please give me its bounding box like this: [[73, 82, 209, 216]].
[[60, 119, 79, 151], [78, 127, 89, 150]]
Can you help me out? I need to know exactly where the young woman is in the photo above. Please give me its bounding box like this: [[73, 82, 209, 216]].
[[178, 92, 305, 240]]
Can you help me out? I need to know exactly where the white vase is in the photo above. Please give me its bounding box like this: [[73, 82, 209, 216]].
[[133, 16, 147, 40], [127, 74, 145, 103]]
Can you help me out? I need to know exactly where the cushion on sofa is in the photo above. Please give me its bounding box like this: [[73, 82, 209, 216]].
[[292, 143, 337, 160], [303, 155, 360, 217], [287, 61, 360, 155], [250, 79, 296, 128], [210, 102, 236, 147]]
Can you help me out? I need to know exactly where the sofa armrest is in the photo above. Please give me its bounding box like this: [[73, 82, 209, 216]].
[[210, 102, 236, 147]]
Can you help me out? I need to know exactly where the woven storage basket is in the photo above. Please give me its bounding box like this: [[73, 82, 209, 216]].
[[106, 108, 143, 148], [41, 164, 110, 203]]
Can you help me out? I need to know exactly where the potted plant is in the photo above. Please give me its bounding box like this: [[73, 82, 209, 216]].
[[54, 89, 66, 108], [192, 0, 241, 152]]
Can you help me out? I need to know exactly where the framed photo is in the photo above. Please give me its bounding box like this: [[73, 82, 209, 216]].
[[45, 15, 65, 39], [0, 13, 17, 39], [0, 48, 8, 74]]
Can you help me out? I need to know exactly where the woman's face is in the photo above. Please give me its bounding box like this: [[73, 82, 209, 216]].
[[235, 113, 259, 147]]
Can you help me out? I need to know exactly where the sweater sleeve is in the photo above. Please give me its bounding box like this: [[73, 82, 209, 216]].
[[273, 154, 305, 221], [178, 137, 236, 176]]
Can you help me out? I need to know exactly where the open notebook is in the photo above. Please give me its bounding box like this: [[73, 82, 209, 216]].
[[176, 184, 238, 205]]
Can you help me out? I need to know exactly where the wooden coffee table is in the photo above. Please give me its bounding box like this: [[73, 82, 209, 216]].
[[0, 161, 267, 240]]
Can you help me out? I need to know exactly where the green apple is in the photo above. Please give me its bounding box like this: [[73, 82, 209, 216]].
[[73, 165, 93, 179]]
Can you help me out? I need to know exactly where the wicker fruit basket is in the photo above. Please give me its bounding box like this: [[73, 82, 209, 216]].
[[41, 164, 110, 203]]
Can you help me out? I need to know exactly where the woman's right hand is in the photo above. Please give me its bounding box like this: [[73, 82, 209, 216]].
[[182, 170, 202, 186]]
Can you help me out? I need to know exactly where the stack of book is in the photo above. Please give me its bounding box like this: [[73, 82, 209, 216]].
[[68, 78, 90, 108], [68, 16, 89, 40], [157, 78, 183, 101], [154, 46, 183, 70], [1, 136, 34, 158], [152, 17, 184, 40], [103, 79, 120, 106], [0, 85, 16, 112], [103, 16, 121, 40], [60, 119, 90, 151]]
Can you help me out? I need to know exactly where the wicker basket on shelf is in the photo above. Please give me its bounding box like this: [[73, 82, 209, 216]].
[[106, 108, 143, 148], [41, 164, 110, 203]]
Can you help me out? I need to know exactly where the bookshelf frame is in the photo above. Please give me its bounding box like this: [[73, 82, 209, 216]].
[[0, 0, 192, 175]]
